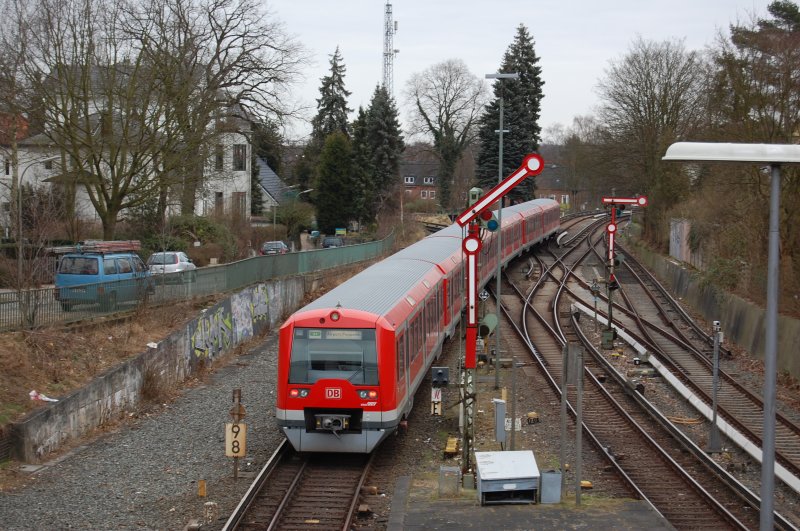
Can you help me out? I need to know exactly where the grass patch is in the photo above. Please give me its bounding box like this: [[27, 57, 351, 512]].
[[0, 403, 25, 425]]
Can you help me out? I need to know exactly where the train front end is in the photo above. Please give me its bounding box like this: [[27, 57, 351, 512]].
[[276, 308, 394, 453]]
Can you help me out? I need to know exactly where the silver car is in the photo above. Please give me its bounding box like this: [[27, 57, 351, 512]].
[[147, 251, 197, 282]]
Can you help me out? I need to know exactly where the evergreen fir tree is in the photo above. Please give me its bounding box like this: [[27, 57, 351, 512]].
[[310, 46, 352, 148], [250, 164, 264, 216], [364, 85, 404, 222], [476, 24, 544, 203], [350, 106, 373, 224], [315, 132, 360, 234]]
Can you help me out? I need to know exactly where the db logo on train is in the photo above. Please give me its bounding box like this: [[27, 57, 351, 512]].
[[326, 388, 342, 399]]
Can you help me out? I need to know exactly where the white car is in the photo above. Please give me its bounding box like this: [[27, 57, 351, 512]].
[[147, 251, 197, 281]]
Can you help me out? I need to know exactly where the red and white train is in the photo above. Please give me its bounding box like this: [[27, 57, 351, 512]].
[[275, 198, 561, 452]]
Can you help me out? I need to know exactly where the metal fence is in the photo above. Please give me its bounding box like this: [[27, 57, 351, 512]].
[[0, 234, 394, 332]]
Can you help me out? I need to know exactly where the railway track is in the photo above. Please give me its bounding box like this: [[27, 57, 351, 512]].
[[223, 439, 373, 530], [494, 216, 795, 529], [560, 231, 800, 490]]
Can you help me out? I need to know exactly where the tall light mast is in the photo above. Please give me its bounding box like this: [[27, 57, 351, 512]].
[[383, 3, 398, 95]]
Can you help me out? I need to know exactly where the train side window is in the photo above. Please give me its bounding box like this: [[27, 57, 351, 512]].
[[396, 332, 406, 381]]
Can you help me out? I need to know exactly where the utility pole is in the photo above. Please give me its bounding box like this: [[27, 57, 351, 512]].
[[485, 72, 519, 396]]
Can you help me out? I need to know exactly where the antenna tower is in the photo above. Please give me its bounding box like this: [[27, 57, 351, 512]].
[[383, 3, 398, 95]]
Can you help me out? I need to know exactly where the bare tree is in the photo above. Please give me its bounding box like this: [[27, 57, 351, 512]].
[[8, 0, 306, 240], [547, 115, 610, 211], [596, 37, 707, 245], [404, 59, 486, 210], [133, 0, 308, 218]]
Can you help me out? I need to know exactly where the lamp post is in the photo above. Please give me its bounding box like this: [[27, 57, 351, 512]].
[[273, 184, 299, 241], [293, 188, 313, 251], [663, 141, 800, 531], [486, 71, 519, 448]]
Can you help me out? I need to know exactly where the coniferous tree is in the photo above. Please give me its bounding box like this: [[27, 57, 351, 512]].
[[315, 132, 360, 234], [363, 85, 404, 222], [350, 106, 373, 224], [305, 46, 352, 210], [310, 46, 352, 148], [476, 24, 544, 204]]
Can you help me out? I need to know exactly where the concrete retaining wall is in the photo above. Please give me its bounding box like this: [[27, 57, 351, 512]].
[[11, 277, 305, 462], [631, 243, 800, 379]]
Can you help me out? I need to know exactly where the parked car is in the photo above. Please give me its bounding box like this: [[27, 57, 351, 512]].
[[260, 241, 289, 255], [147, 251, 197, 283], [54, 241, 152, 312], [322, 236, 344, 248]]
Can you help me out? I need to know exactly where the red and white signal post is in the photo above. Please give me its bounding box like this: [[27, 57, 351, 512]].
[[600, 196, 647, 346], [457, 153, 544, 369], [455, 153, 543, 471]]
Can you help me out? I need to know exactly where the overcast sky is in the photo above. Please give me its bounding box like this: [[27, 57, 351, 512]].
[[267, 0, 770, 142]]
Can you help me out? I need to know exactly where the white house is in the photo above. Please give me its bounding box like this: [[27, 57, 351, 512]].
[[1, 116, 252, 236]]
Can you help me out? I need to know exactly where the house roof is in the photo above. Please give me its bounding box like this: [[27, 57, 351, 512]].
[[255, 157, 288, 204]]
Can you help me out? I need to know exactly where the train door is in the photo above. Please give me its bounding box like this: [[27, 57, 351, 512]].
[[395, 330, 408, 407]]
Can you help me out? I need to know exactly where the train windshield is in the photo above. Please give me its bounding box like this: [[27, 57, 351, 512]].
[[289, 328, 378, 385]]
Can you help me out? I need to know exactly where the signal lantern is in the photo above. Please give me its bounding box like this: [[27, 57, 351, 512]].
[[480, 210, 500, 232], [608, 275, 620, 291]]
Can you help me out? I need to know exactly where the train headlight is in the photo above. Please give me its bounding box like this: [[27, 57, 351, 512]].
[[330, 311, 341, 322], [358, 390, 378, 400], [289, 388, 309, 398]]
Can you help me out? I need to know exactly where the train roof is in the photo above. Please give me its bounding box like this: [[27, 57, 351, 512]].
[[294, 197, 559, 320], [297, 258, 439, 317], [502, 198, 559, 216], [390, 233, 461, 264]]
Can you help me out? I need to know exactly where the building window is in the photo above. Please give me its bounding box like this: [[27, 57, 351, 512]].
[[548, 194, 556, 201], [215, 144, 224, 171], [561, 194, 569, 204], [421, 190, 428, 199], [4, 158, 9, 176], [232, 144, 247, 171], [233, 191, 246, 220], [44, 159, 53, 170], [404, 189, 413, 195], [404, 175, 415, 184], [215, 191, 224, 215], [430, 191, 436, 199], [424, 176, 434, 185]]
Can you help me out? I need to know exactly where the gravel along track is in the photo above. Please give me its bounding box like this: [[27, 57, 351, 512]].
[[1, 334, 286, 530]]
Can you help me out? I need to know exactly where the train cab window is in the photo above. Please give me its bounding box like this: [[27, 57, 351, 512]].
[[289, 328, 378, 385]]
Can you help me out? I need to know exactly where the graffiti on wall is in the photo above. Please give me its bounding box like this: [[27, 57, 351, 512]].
[[251, 284, 269, 322], [231, 291, 254, 343], [189, 300, 233, 360]]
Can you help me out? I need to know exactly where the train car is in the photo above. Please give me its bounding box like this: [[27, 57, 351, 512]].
[[275, 198, 560, 452]]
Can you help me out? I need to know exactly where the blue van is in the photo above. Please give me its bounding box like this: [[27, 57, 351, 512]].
[[54, 241, 152, 312]]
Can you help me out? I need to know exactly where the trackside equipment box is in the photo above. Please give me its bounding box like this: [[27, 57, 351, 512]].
[[475, 450, 540, 505]]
